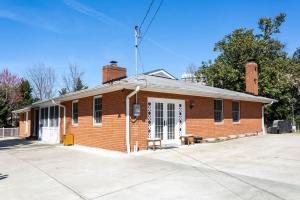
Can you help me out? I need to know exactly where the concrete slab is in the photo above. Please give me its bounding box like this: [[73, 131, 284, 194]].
[[1, 135, 300, 200], [228, 134, 238, 139]]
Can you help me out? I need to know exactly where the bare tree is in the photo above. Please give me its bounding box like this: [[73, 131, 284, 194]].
[[62, 63, 87, 93], [27, 64, 56, 100], [186, 64, 197, 75], [182, 64, 198, 83]]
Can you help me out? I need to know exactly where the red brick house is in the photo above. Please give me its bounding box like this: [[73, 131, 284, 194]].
[[14, 61, 275, 153]]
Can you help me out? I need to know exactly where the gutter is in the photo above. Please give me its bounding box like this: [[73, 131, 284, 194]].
[[126, 86, 140, 154], [51, 100, 66, 136]]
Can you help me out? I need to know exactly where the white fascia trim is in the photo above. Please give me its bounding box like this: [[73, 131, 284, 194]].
[[12, 107, 31, 114], [138, 86, 275, 104]]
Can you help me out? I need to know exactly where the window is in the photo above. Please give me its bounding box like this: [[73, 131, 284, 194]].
[[232, 101, 240, 123], [54, 106, 59, 126], [40, 107, 49, 127], [72, 101, 78, 125], [214, 99, 223, 122], [50, 106, 59, 127], [40, 108, 44, 126], [50, 106, 54, 127], [93, 96, 102, 125]]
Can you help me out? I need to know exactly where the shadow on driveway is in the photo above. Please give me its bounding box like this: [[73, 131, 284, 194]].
[[0, 139, 35, 151], [0, 174, 8, 180]]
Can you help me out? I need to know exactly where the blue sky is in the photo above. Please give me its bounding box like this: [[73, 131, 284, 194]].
[[0, 0, 300, 90]]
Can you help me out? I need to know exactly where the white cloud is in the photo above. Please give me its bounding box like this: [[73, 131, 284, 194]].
[[63, 0, 127, 29], [0, 9, 60, 32], [62, 0, 197, 63]]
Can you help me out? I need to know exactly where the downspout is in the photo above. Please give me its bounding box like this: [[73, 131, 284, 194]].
[[262, 101, 274, 135], [126, 86, 140, 154], [51, 100, 66, 136]]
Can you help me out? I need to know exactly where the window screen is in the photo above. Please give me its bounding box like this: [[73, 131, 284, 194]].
[[72, 101, 78, 125], [232, 101, 240, 122], [94, 97, 102, 124], [214, 100, 223, 122]]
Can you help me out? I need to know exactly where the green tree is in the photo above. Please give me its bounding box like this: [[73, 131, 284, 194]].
[[74, 77, 88, 91], [19, 79, 35, 106], [293, 47, 300, 63], [196, 13, 300, 122], [58, 88, 67, 96], [0, 93, 9, 127]]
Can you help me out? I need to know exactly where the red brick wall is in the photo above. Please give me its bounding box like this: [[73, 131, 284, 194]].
[[129, 91, 263, 151], [60, 90, 262, 152], [61, 90, 127, 152], [19, 111, 31, 138]]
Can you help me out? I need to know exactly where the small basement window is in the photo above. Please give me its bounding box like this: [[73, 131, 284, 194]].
[[214, 99, 223, 122]]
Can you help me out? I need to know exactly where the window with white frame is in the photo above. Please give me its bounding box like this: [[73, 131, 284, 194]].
[[40, 107, 49, 127], [93, 96, 102, 125], [50, 106, 59, 127], [54, 106, 59, 126], [72, 101, 78, 125], [232, 101, 240, 123], [214, 99, 223, 122]]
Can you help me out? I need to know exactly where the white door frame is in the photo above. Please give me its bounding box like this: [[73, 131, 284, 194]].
[[38, 105, 60, 144], [147, 97, 185, 145]]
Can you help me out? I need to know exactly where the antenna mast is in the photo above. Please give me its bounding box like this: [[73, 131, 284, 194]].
[[134, 26, 139, 77]]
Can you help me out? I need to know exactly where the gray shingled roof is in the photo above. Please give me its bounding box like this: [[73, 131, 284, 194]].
[[121, 74, 276, 103], [13, 72, 276, 112]]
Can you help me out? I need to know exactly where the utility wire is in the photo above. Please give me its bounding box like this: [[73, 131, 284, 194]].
[[139, 0, 155, 30], [138, 0, 164, 46]]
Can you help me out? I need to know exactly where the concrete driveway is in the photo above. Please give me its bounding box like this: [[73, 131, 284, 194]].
[[0, 134, 300, 200]]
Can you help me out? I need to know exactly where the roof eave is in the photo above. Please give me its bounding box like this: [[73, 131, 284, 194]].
[[138, 86, 276, 104]]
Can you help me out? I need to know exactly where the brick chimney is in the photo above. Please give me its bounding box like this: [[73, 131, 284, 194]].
[[245, 60, 258, 95], [102, 61, 127, 84]]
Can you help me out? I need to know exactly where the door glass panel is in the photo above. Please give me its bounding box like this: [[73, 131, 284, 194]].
[[155, 103, 164, 139], [167, 103, 175, 139]]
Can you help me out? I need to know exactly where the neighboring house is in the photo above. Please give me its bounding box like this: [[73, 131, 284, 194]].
[[181, 72, 197, 83], [13, 61, 275, 153]]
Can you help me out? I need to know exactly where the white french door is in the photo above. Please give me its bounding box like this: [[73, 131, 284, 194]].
[[148, 98, 185, 145]]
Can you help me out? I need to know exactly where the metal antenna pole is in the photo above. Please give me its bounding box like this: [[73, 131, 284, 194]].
[[134, 26, 139, 77], [134, 26, 139, 152]]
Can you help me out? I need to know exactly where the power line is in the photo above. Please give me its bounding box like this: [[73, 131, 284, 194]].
[[138, 0, 164, 46], [139, 0, 155, 30]]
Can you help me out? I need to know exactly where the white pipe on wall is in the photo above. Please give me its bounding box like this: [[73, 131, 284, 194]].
[[126, 86, 140, 154]]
